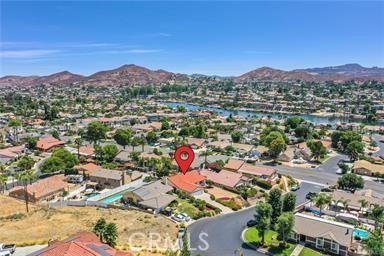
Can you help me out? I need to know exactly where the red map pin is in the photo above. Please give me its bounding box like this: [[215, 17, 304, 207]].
[[174, 145, 195, 175]]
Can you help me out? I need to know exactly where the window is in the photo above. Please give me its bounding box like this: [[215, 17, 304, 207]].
[[316, 238, 324, 248], [331, 242, 339, 254]]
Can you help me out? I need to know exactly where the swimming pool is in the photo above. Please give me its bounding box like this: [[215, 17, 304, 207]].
[[353, 229, 369, 239], [100, 188, 133, 204]]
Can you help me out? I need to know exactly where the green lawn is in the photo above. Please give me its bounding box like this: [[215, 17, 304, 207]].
[[175, 198, 199, 218], [244, 227, 277, 245], [299, 247, 323, 256], [244, 227, 295, 255]]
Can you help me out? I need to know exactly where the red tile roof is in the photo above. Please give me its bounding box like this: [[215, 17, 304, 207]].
[[200, 169, 243, 188], [28, 232, 132, 256], [223, 158, 245, 171], [79, 146, 95, 156], [167, 170, 206, 193], [239, 163, 276, 177], [75, 163, 102, 175], [36, 136, 65, 151]]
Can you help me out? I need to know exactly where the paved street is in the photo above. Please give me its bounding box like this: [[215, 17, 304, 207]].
[[372, 134, 384, 157], [13, 245, 46, 256], [188, 182, 321, 256]]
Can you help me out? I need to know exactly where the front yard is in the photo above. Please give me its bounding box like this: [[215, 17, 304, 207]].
[[298, 247, 323, 256], [244, 227, 295, 256]]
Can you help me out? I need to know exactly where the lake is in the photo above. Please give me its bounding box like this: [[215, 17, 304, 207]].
[[163, 102, 344, 125]]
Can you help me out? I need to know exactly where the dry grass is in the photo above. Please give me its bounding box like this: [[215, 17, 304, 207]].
[[0, 195, 178, 251]]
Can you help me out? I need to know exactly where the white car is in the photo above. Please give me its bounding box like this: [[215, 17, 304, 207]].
[[179, 212, 191, 221], [336, 168, 343, 175]]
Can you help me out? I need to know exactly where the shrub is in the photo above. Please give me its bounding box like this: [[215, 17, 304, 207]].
[[255, 179, 272, 190]]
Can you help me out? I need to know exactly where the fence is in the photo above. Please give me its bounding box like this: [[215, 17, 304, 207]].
[[49, 200, 108, 209]]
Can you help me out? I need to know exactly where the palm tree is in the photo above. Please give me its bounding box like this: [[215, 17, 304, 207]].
[[359, 199, 369, 214], [311, 193, 332, 216], [340, 199, 351, 212], [14, 169, 38, 213], [200, 149, 212, 168], [74, 137, 83, 159], [0, 174, 8, 193], [369, 204, 384, 230]]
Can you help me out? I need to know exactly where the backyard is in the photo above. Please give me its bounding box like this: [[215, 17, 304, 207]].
[[0, 195, 178, 251], [298, 247, 323, 256]]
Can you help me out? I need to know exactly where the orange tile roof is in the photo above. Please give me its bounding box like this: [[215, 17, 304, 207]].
[[167, 170, 206, 193], [79, 145, 95, 156], [29, 232, 132, 256], [239, 163, 276, 177], [75, 163, 102, 175], [36, 136, 65, 151], [9, 175, 68, 200], [223, 158, 245, 171]]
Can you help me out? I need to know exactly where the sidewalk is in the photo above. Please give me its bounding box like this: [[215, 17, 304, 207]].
[[290, 244, 304, 256]]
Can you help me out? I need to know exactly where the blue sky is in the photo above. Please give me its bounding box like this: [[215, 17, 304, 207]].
[[1, 1, 384, 76]]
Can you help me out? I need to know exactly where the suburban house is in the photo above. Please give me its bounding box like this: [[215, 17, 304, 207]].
[[9, 175, 69, 203], [167, 170, 206, 195], [199, 169, 247, 190], [238, 163, 277, 182], [352, 160, 384, 176], [123, 180, 176, 213], [0, 145, 25, 165], [290, 213, 354, 256], [187, 137, 206, 149], [330, 190, 384, 212], [89, 169, 128, 189], [78, 145, 95, 158], [223, 158, 245, 172], [27, 231, 132, 256], [75, 162, 103, 176], [36, 135, 65, 152]]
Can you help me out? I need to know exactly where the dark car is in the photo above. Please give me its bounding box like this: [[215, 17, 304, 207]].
[[247, 219, 257, 227], [306, 192, 317, 200], [321, 187, 334, 192]]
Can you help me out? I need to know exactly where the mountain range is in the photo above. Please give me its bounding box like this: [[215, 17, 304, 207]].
[[1, 63, 383, 87]]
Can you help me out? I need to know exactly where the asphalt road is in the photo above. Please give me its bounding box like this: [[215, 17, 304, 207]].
[[189, 182, 322, 256], [372, 134, 384, 157]]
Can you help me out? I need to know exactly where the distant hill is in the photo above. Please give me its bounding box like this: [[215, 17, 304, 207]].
[[235, 64, 384, 82], [1, 63, 383, 87]]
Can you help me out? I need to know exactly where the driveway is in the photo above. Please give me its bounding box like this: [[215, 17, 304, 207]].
[[13, 245, 46, 256], [195, 192, 233, 214], [372, 134, 384, 157], [188, 182, 321, 256]]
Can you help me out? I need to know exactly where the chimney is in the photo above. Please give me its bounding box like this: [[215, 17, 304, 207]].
[[121, 171, 125, 185]]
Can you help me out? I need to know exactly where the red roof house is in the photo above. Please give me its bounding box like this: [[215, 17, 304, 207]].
[[36, 135, 65, 152], [199, 169, 245, 189], [27, 232, 132, 256], [167, 170, 206, 195]]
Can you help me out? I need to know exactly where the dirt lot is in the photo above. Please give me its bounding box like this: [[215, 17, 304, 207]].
[[0, 195, 178, 252]]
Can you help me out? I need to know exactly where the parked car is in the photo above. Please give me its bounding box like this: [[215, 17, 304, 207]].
[[0, 244, 15, 254], [246, 219, 257, 227], [336, 168, 343, 175], [321, 187, 334, 192], [178, 228, 186, 239], [291, 184, 300, 191], [179, 212, 191, 222], [171, 214, 184, 222], [0, 251, 11, 256], [306, 192, 317, 200]]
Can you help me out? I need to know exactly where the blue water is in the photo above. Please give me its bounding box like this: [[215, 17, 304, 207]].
[[84, 192, 100, 199], [100, 188, 134, 204], [163, 102, 343, 125], [353, 229, 369, 239]]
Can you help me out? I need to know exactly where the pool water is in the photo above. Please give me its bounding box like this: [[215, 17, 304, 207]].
[[84, 192, 100, 199], [353, 229, 369, 239], [100, 188, 133, 204]]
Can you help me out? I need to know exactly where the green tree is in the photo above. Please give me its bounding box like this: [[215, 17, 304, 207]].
[[131, 137, 141, 152], [40, 157, 65, 173], [85, 121, 108, 145], [103, 222, 118, 247], [276, 212, 295, 246], [267, 188, 282, 224], [8, 118, 22, 142], [102, 144, 119, 162], [74, 137, 83, 158], [52, 148, 79, 169], [180, 234, 191, 256], [18, 156, 35, 171], [231, 131, 243, 143], [93, 218, 107, 241], [282, 192, 297, 212], [146, 131, 157, 144], [254, 202, 272, 245], [363, 229, 384, 256], [369, 205, 384, 230], [307, 140, 326, 161], [0, 174, 7, 193], [294, 125, 311, 139], [265, 132, 286, 158], [311, 193, 332, 216], [25, 136, 37, 150], [340, 131, 362, 150], [337, 173, 364, 191], [285, 116, 304, 130], [161, 119, 170, 130], [113, 128, 132, 149], [14, 169, 38, 213], [345, 140, 364, 161]]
